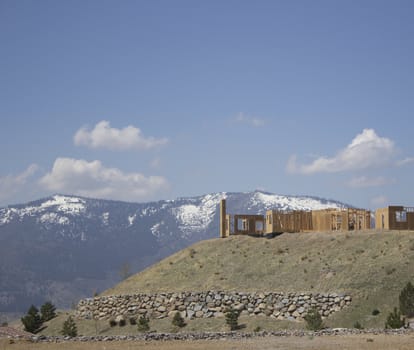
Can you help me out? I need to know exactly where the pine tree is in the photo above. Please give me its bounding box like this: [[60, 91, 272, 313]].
[[21, 305, 42, 333], [61, 316, 77, 337], [172, 312, 186, 328], [40, 301, 56, 322], [385, 307, 405, 329], [225, 307, 240, 331], [304, 307, 323, 331], [399, 282, 414, 317], [137, 315, 150, 332]]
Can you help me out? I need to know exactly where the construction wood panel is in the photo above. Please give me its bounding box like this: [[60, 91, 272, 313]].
[[233, 214, 265, 235], [219, 199, 228, 238], [219, 199, 380, 237], [265, 210, 312, 233], [266, 208, 371, 233], [375, 207, 389, 229], [376, 206, 414, 230]]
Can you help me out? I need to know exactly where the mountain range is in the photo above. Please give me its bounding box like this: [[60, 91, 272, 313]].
[[0, 191, 346, 319]]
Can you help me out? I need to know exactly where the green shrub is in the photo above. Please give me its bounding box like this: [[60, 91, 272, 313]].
[[225, 307, 241, 331], [353, 321, 363, 329], [138, 315, 150, 332], [385, 307, 405, 329], [129, 317, 137, 325], [21, 305, 42, 333], [40, 301, 56, 322], [172, 312, 186, 328], [372, 309, 380, 316], [109, 318, 117, 327], [399, 282, 414, 317], [118, 318, 126, 327], [61, 316, 77, 337], [304, 307, 323, 331], [137, 315, 150, 332]]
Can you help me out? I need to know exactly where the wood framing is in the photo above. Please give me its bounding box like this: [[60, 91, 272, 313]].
[[220, 199, 371, 237], [263, 208, 370, 234], [265, 210, 313, 233], [375, 206, 414, 230], [312, 208, 371, 232], [233, 214, 265, 235]]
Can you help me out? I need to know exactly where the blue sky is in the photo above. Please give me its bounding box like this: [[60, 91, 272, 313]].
[[1, 0, 414, 209]]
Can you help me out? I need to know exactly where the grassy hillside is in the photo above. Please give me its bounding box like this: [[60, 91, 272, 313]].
[[102, 230, 414, 329]]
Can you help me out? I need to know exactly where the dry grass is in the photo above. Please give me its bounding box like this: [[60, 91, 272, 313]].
[[2, 334, 414, 350], [38, 230, 414, 334], [39, 312, 299, 337], [101, 230, 414, 330]]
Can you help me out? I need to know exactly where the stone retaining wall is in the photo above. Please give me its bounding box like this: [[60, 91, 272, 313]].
[[76, 291, 352, 321]]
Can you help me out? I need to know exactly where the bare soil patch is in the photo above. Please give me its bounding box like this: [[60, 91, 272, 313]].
[[2, 334, 414, 350]]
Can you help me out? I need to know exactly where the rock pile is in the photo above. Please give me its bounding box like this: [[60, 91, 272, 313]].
[[26, 328, 414, 343], [76, 291, 351, 321]]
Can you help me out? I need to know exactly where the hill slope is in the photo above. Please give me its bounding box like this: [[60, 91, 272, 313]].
[[0, 191, 346, 317], [104, 230, 414, 328]]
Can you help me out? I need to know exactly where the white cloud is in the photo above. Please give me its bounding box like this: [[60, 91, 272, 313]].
[[39, 158, 169, 202], [234, 113, 265, 127], [0, 164, 39, 203], [287, 129, 395, 174], [74, 120, 168, 151], [346, 176, 393, 188], [397, 157, 414, 166]]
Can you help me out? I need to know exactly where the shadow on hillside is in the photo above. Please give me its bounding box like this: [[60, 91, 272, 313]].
[[248, 232, 281, 239]]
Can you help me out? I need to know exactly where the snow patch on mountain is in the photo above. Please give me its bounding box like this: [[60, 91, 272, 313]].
[[141, 206, 159, 217], [39, 213, 70, 225], [0, 209, 15, 225], [128, 214, 136, 226], [248, 192, 344, 213], [39, 195, 86, 214], [151, 222, 163, 238], [102, 212, 109, 225], [0, 195, 86, 226], [172, 193, 225, 237]]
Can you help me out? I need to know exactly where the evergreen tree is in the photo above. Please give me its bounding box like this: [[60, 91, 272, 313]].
[[137, 315, 150, 332], [304, 307, 323, 331], [399, 282, 414, 317], [172, 312, 186, 328], [225, 307, 240, 331], [353, 321, 363, 329], [61, 316, 77, 337], [40, 301, 56, 322], [385, 307, 405, 329], [21, 305, 42, 333]]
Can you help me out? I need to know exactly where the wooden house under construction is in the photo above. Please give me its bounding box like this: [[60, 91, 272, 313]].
[[375, 206, 414, 230], [219, 199, 371, 237], [265, 208, 370, 233]]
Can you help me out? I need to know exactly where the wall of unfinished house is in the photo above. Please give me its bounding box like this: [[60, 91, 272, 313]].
[[263, 208, 370, 234], [312, 209, 370, 232], [265, 210, 312, 233], [219, 199, 372, 237], [347, 209, 371, 230], [311, 210, 342, 231], [375, 206, 414, 230], [233, 214, 265, 235]]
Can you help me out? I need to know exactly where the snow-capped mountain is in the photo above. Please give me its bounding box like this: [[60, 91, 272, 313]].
[[0, 191, 347, 318]]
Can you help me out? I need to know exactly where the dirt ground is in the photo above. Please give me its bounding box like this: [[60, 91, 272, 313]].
[[2, 334, 414, 350]]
